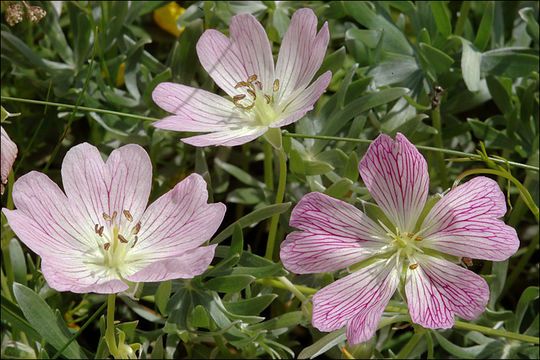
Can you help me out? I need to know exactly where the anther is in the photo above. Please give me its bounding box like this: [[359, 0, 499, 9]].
[[273, 79, 279, 92], [248, 74, 257, 83], [111, 211, 117, 222], [233, 94, 246, 101], [104, 243, 111, 251], [131, 236, 138, 248], [94, 224, 100, 233], [407, 233, 423, 241], [123, 210, 133, 222], [131, 222, 141, 235], [462, 257, 473, 267], [235, 81, 249, 89], [103, 212, 112, 221], [409, 264, 419, 270], [254, 80, 262, 90], [98, 226, 104, 237], [246, 88, 256, 98], [264, 94, 271, 104], [118, 234, 128, 243]]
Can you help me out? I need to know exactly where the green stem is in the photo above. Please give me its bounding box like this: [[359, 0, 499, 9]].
[[254, 277, 317, 295], [454, 1, 471, 37], [432, 107, 449, 189], [396, 328, 424, 359], [277, 276, 307, 302], [52, 301, 107, 359], [453, 168, 539, 221], [263, 141, 274, 191], [105, 294, 119, 358], [264, 148, 287, 260]]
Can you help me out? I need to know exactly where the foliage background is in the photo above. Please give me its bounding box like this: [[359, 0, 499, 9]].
[[1, 1, 538, 358]]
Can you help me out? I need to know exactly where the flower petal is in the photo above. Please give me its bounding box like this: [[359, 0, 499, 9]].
[[125, 244, 217, 282], [130, 174, 225, 257], [275, 8, 329, 105], [41, 256, 128, 294], [3, 171, 95, 257], [196, 29, 248, 97], [419, 176, 519, 261], [405, 254, 489, 329], [181, 127, 267, 147], [152, 83, 247, 131], [271, 71, 332, 128], [281, 192, 387, 274], [1, 126, 18, 194], [312, 259, 400, 345], [359, 133, 429, 233], [229, 13, 274, 94]]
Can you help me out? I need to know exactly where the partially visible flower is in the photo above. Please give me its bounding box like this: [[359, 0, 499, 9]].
[[153, 1, 185, 37], [1, 126, 18, 195], [2, 143, 226, 294], [152, 8, 331, 148], [5, 2, 24, 26], [280, 133, 519, 345]]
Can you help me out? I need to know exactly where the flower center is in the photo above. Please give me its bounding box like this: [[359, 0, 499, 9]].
[[233, 74, 280, 126], [378, 220, 424, 270]]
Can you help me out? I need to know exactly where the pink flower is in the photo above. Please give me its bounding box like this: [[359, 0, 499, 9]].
[[1, 126, 18, 195], [280, 133, 519, 345], [152, 8, 331, 147], [2, 143, 226, 294]]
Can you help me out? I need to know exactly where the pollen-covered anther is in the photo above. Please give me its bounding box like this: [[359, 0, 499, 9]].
[[254, 80, 262, 90], [407, 233, 423, 241], [246, 88, 256, 98], [247, 74, 258, 83], [98, 226, 104, 237], [111, 211, 117, 222], [131, 236, 139, 248], [234, 81, 249, 89], [118, 234, 128, 243], [94, 224, 100, 233], [103, 212, 112, 221], [264, 94, 271, 104], [104, 243, 111, 251], [131, 222, 141, 235], [123, 210, 133, 222], [233, 94, 246, 101], [273, 79, 279, 92], [409, 264, 419, 270]]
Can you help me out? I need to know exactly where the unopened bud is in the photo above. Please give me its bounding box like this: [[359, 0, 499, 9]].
[[5, 3, 24, 26], [26, 5, 46, 23]]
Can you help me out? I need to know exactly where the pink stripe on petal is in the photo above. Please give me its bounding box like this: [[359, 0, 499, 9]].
[[272, 71, 332, 128], [312, 260, 400, 345], [230, 13, 274, 94], [152, 83, 246, 131], [405, 254, 489, 329], [132, 174, 225, 256], [275, 8, 329, 104], [281, 192, 387, 273], [181, 127, 267, 147], [420, 176, 519, 261], [1, 126, 18, 193], [196, 29, 248, 97], [126, 244, 216, 282], [359, 133, 429, 233]]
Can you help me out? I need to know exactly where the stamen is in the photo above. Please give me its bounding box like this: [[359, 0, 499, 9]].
[[111, 211, 117, 222], [118, 234, 128, 243], [104, 243, 111, 251], [233, 94, 246, 101], [123, 210, 133, 222], [264, 94, 271, 104], [273, 79, 279, 92], [131, 222, 141, 235], [409, 264, 419, 270], [103, 212, 112, 221], [94, 224, 100, 233], [462, 257, 473, 267], [246, 88, 256, 98], [407, 233, 423, 241], [247, 74, 257, 83], [254, 80, 262, 90], [235, 81, 249, 88], [98, 226, 104, 237], [131, 236, 138, 248]]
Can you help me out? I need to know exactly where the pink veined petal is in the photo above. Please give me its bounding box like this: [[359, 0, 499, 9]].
[[181, 127, 267, 147], [3, 171, 95, 257], [152, 83, 247, 131], [420, 176, 519, 261], [405, 254, 490, 329], [105, 144, 152, 226], [41, 256, 128, 294], [275, 8, 329, 105], [271, 71, 332, 128], [359, 133, 429, 233], [229, 13, 274, 94], [130, 173, 226, 257], [125, 244, 217, 282], [196, 29, 248, 97], [312, 259, 400, 345], [281, 192, 388, 274], [1, 126, 18, 194]]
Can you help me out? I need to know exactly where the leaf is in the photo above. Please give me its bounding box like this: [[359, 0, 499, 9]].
[[430, 2, 452, 37], [510, 286, 539, 333], [12, 283, 84, 359], [229, 224, 244, 258], [473, 2, 494, 51], [155, 280, 172, 316], [9, 239, 27, 286], [481, 49, 539, 79], [215, 158, 264, 187], [461, 39, 482, 92], [246, 311, 304, 331], [324, 178, 353, 199], [344, 151, 360, 182], [419, 43, 454, 73], [203, 275, 255, 293], [433, 331, 485, 358], [226, 187, 265, 205], [298, 328, 346, 359], [210, 202, 291, 244], [1, 295, 41, 342], [314, 47, 346, 80], [222, 294, 277, 316], [486, 75, 512, 115], [150, 335, 164, 359]]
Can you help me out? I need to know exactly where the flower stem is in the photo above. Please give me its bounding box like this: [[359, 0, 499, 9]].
[[105, 294, 119, 358], [264, 148, 287, 260], [277, 276, 307, 302], [431, 107, 449, 189], [263, 141, 274, 191], [396, 328, 424, 359]]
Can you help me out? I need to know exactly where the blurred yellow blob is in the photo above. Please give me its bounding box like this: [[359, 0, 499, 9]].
[[153, 2, 186, 37], [101, 62, 126, 87]]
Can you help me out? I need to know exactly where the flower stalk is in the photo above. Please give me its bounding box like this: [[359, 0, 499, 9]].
[[265, 147, 287, 260]]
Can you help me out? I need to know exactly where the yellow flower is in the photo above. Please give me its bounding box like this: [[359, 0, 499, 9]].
[[101, 62, 125, 87], [153, 2, 185, 37]]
